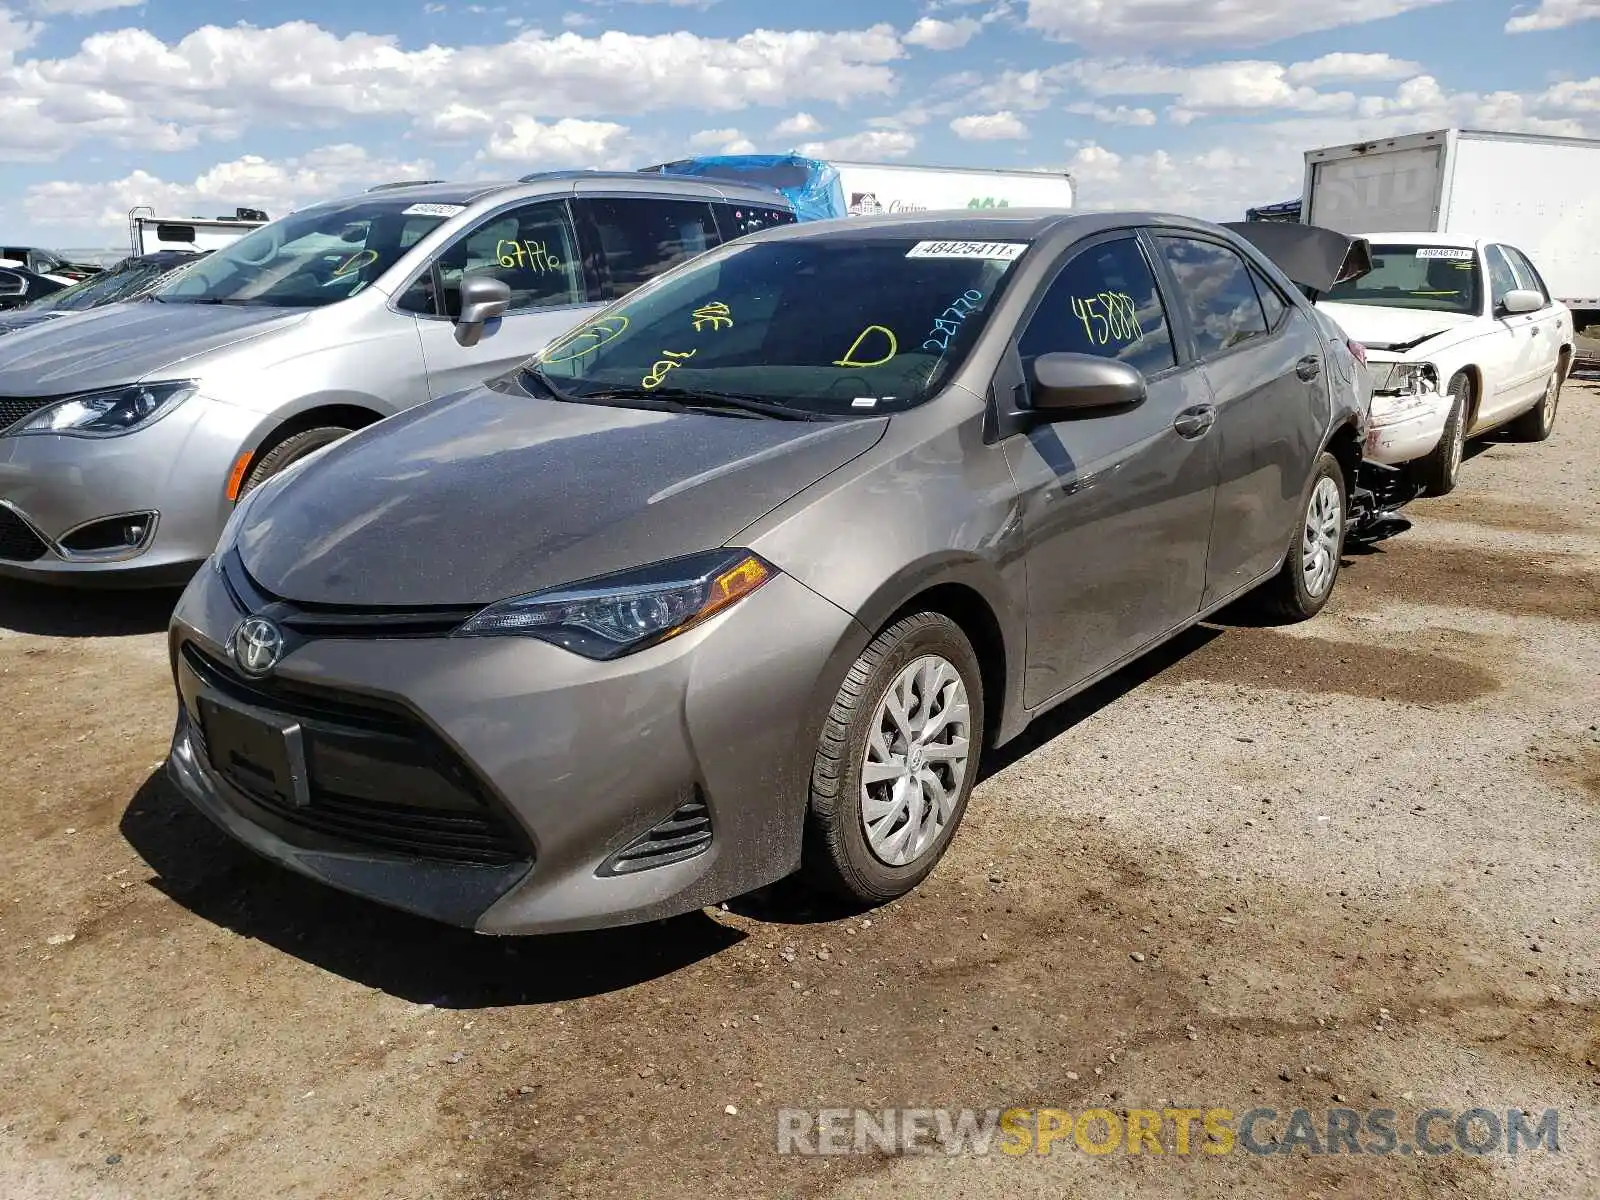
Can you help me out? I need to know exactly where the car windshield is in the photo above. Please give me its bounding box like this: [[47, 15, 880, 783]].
[[151, 199, 455, 308], [529, 235, 1030, 416], [1322, 244, 1481, 315], [30, 259, 177, 311]]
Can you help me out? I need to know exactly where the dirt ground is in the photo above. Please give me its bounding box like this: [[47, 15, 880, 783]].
[[3, 380, 1598, 1200]]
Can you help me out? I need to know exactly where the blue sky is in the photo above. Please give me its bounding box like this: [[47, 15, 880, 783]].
[[1, 0, 1596, 249]]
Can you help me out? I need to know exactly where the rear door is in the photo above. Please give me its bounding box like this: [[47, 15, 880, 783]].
[[1002, 232, 1218, 707], [1151, 232, 1329, 606]]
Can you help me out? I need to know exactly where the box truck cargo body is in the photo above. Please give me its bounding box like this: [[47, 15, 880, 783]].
[[832, 162, 1074, 216], [1302, 128, 1600, 321]]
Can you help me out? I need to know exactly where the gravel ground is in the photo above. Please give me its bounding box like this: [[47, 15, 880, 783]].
[[2, 381, 1597, 1200]]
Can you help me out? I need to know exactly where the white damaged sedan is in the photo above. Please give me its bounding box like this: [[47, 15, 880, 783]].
[[1315, 233, 1575, 496]]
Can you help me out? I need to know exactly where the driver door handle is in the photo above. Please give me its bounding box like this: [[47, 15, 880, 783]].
[[1173, 404, 1216, 439], [1296, 354, 1322, 381]]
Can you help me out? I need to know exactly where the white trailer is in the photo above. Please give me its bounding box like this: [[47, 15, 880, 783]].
[[831, 161, 1074, 216], [1301, 128, 1600, 322], [128, 206, 270, 256]]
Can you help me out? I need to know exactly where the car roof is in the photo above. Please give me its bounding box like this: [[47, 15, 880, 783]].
[[741, 208, 1226, 243], [1358, 231, 1486, 249], [344, 171, 797, 211]]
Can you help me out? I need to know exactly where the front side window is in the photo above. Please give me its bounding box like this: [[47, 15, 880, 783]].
[[1502, 245, 1549, 304], [579, 197, 722, 298], [421, 200, 584, 319], [153, 199, 457, 309], [1018, 237, 1176, 377], [1485, 245, 1520, 308], [1319, 243, 1482, 316], [529, 236, 1031, 417], [1156, 236, 1269, 358]]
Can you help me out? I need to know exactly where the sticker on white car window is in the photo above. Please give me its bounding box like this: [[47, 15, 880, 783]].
[[1414, 247, 1473, 259], [905, 241, 1027, 261], [402, 203, 466, 217]]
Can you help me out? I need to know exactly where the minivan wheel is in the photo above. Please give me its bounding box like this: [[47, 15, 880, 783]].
[[803, 612, 984, 906], [1506, 362, 1563, 443], [237, 426, 354, 498], [1254, 450, 1346, 623], [1414, 371, 1470, 496]]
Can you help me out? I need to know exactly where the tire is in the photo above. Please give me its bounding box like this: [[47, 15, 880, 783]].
[[1413, 371, 1470, 496], [802, 612, 984, 906], [1506, 359, 1564, 443], [237, 426, 353, 497], [1253, 450, 1347, 623]]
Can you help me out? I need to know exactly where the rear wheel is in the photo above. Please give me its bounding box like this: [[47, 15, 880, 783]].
[[1413, 371, 1469, 496], [1253, 451, 1346, 623], [803, 612, 984, 905], [237, 426, 353, 497], [1506, 359, 1564, 443]]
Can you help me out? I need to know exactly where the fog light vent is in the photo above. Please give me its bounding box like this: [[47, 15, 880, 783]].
[[599, 789, 712, 876], [59, 512, 157, 557]]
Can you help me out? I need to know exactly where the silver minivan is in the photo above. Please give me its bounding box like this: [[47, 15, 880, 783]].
[[0, 173, 796, 584]]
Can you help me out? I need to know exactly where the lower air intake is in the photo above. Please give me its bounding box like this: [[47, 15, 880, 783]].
[[600, 790, 713, 876]]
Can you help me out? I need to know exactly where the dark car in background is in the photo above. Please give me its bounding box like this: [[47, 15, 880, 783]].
[[0, 250, 205, 336], [0, 267, 69, 311], [166, 209, 1370, 936]]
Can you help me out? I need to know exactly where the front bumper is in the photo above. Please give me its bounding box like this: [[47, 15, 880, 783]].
[[164, 556, 868, 935], [0, 395, 260, 586], [1362, 385, 1451, 467]]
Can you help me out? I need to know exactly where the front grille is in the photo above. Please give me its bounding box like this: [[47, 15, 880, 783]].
[[220, 549, 478, 638], [600, 790, 713, 875], [181, 642, 531, 866], [0, 396, 55, 433], [0, 507, 49, 562]]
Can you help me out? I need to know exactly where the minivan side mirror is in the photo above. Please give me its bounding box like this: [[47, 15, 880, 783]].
[[1027, 352, 1147, 417], [1499, 288, 1543, 315], [454, 274, 512, 347]]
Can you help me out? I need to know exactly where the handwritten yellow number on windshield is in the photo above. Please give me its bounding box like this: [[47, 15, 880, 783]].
[[541, 315, 629, 364], [643, 348, 697, 390], [692, 301, 733, 332], [332, 249, 379, 278], [833, 325, 898, 368]]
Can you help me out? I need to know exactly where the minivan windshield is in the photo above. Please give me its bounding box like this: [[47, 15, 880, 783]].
[[1322, 244, 1481, 315], [151, 198, 455, 308], [528, 235, 1029, 417]]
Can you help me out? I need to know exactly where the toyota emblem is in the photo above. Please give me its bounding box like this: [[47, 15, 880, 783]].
[[231, 616, 284, 677]]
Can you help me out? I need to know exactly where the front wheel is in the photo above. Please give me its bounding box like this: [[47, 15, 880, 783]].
[[237, 426, 354, 498], [1253, 450, 1347, 623], [802, 612, 984, 906], [1413, 371, 1469, 496]]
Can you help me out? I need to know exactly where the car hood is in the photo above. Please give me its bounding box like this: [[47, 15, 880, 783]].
[[236, 384, 889, 607], [1314, 302, 1477, 354], [0, 310, 67, 336], [0, 302, 304, 393]]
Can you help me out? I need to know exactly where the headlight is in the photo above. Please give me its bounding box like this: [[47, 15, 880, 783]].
[[11, 380, 196, 438], [455, 549, 776, 660], [1373, 362, 1437, 395]]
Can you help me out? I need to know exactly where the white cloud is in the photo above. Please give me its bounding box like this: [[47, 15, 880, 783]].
[[686, 126, 757, 154], [1065, 58, 1357, 117], [797, 128, 916, 159], [772, 111, 823, 137], [902, 16, 980, 50], [1065, 101, 1157, 126], [950, 110, 1027, 139], [22, 143, 438, 233], [1506, 0, 1600, 31], [1284, 52, 1423, 85], [476, 116, 633, 166], [0, 19, 907, 161], [1024, 0, 1452, 48], [28, 0, 141, 14]]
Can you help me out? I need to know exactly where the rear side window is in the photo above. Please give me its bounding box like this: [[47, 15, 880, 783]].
[[578, 197, 722, 298], [1156, 236, 1269, 357], [1017, 237, 1176, 377], [714, 202, 797, 241]]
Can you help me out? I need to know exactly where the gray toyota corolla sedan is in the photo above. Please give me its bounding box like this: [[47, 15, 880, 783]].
[[166, 210, 1369, 935]]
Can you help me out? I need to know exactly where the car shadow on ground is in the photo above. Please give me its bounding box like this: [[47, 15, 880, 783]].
[[118, 771, 746, 1008], [0, 582, 183, 638]]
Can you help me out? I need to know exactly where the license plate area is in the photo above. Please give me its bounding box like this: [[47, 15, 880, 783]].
[[197, 695, 311, 810]]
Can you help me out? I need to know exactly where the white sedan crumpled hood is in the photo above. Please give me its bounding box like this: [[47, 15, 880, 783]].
[[1316, 301, 1477, 356]]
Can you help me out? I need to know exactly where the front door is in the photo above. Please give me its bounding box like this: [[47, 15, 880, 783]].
[[401, 198, 603, 399], [1477, 243, 1544, 426], [1151, 233, 1330, 604], [1002, 233, 1218, 708], [1503, 243, 1565, 390]]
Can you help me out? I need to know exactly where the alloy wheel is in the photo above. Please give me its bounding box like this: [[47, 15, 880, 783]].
[[860, 655, 972, 867]]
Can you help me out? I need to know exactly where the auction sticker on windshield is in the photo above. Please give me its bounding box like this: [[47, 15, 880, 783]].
[[1414, 247, 1474, 259], [905, 241, 1028, 261], [402, 203, 466, 217]]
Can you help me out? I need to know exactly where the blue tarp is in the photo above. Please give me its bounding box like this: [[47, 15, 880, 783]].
[[637, 154, 846, 222]]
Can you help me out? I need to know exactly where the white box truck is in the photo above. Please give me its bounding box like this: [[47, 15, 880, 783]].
[[833, 161, 1074, 216], [1301, 128, 1600, 324], [127, 205, 270, 256]]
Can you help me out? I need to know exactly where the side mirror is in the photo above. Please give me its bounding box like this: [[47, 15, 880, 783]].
[[454, 275, 512, 347], [1027, 352, 1147, 417], [1500, 288, 1542, 315]]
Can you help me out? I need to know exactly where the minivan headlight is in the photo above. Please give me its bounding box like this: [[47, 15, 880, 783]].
[[454, 549, 775, 660], [11, 380, 197, 438]]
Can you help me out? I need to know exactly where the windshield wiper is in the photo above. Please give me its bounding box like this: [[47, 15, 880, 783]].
[[582, 384, 830, 422]]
